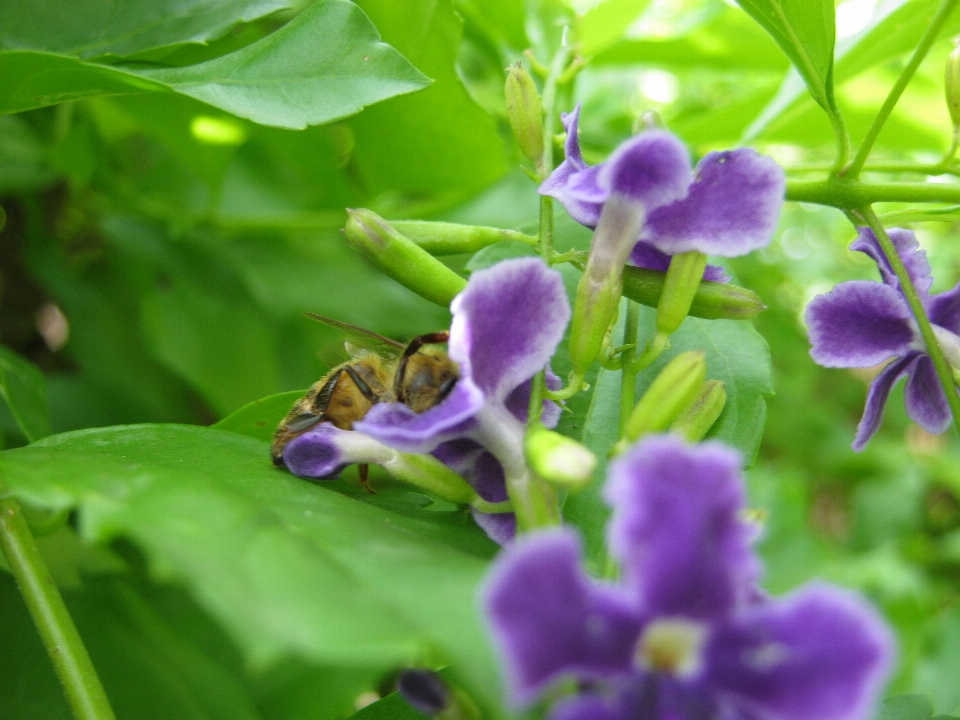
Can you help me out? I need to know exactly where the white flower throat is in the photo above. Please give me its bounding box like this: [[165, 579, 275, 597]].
[[634, 618, 709, 678]]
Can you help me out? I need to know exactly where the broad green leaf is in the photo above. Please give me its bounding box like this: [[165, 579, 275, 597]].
[[735, 0, 835, 110], [745, 0, 960, 139], [0, 424, 505, 714], [578, 0, 655, 57], [0, 0, 289, 59], [0, 345, 51, 442], [0, 1, 431, 130], [563, 309, 773, 566], [144, 0, 431, 129], [347, 0, 507, 203], [0, 51, 170, 116], [215, 390, 305, 442]]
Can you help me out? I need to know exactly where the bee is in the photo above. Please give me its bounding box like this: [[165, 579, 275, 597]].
[[271, 314, 459, 484]]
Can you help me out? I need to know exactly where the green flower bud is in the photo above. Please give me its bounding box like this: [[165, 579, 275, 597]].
[[505, 62, 545, 168], [670, 379, 726, 442], [946, 44, 960, 127], [343, 209, 467, 307], [525, 426, 597, 490], [621, 350, 706, 445], [391, 220, 537, 255], [656, 251, 708, 335], [621, 265, 765, 320]]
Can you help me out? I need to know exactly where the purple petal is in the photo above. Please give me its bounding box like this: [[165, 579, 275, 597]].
[[561, 103, 587, 170], [539, 104, 604, 227], [283, 423, 390, 479], [471, 509, 516, 546], [598, 131, 691, 212], [904, 355, 953, 434], [630, 242, 730, 283], [852, 353, 920, 451], [354, 381, 482, 454], [710, 584, 893, 720], [805, 281, 916, 368], [504, 370, 563, 429], [928, 282, 960, 333], [604, 436, 760, 619], [642, 149, 784, 257], [541, 161, 604, 228], [850, 227, 933, 299], [550, 692, 634, 720], [483, 529, 643, 705], [450, 258, 570, 403]]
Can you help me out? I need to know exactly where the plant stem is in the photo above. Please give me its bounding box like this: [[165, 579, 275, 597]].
[[787, 179, 960, 207], [0, 494, 116, 720], [844, 0, 960, 178], [788, 162, 960, 176], [859, 206, 960, 438], [618, 302, 640, 439]]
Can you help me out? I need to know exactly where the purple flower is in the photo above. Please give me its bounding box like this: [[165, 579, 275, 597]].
[[540, 104, 784, 275], [483, 436, 893, 720], [805, 227, 960, 450], [355, 258, 569, 533]]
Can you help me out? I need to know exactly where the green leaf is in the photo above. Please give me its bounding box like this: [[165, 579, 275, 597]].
[[214, 390, 305, 442], [0, 0, 289, 59], [347, 0, 508, 203], [0, 345, 51, 443], [578, 0, 655, 57], [144, 0, 431, 129], [734, 0, 835, 110], [0, 424, 505, 714], [745, 0, 960, 139], [0, 1, 431, 130]]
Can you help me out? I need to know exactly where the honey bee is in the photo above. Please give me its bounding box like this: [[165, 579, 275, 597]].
[[271, 314, 459, 481]]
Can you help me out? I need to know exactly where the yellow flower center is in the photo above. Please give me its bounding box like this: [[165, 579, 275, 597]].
[[635, 618, 709, 678]]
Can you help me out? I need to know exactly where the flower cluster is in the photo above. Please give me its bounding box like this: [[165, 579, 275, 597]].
[[484, 435, 893, 720], [806, 227, 960, 450]]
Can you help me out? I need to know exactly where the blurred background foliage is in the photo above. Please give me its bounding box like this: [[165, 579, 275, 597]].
[[5, 0, 960, 717]]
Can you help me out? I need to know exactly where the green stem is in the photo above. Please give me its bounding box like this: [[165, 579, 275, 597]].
[[618, 302, 640, 439], [845, 0, 960, 178], [859, 207, 960, 438], [0, 494, 116, 720], [787, 179, 960, 207], [788, 162, 960, 176]]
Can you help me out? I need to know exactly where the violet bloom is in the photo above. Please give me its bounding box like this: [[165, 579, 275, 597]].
[[806, 227, 960, 450], [540, 103, 785, 278], [484, 436, 893, 720], [349, 257, 569, 534]]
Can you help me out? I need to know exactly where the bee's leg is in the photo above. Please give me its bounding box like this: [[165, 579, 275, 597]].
[[358, 463, 375, 494], [343, 365, 379, 404], [393, 331, 451, 400]]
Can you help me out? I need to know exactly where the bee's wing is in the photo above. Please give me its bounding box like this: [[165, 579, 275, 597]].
[[304, 313, 405, 361]]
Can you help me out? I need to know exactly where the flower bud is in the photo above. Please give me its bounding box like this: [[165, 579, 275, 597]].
[[621, 265, 765, 320], [525, 426, 597, 489], [505, 62, 545, 168], [622, 351, 706, 444], [398, 670, 449, 716], [656, 251, 708, 335], [670, 379, 726, 442], [391, 220, 536, 256], [946, 44, 960, 127], [343, 209, 467, 307]]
